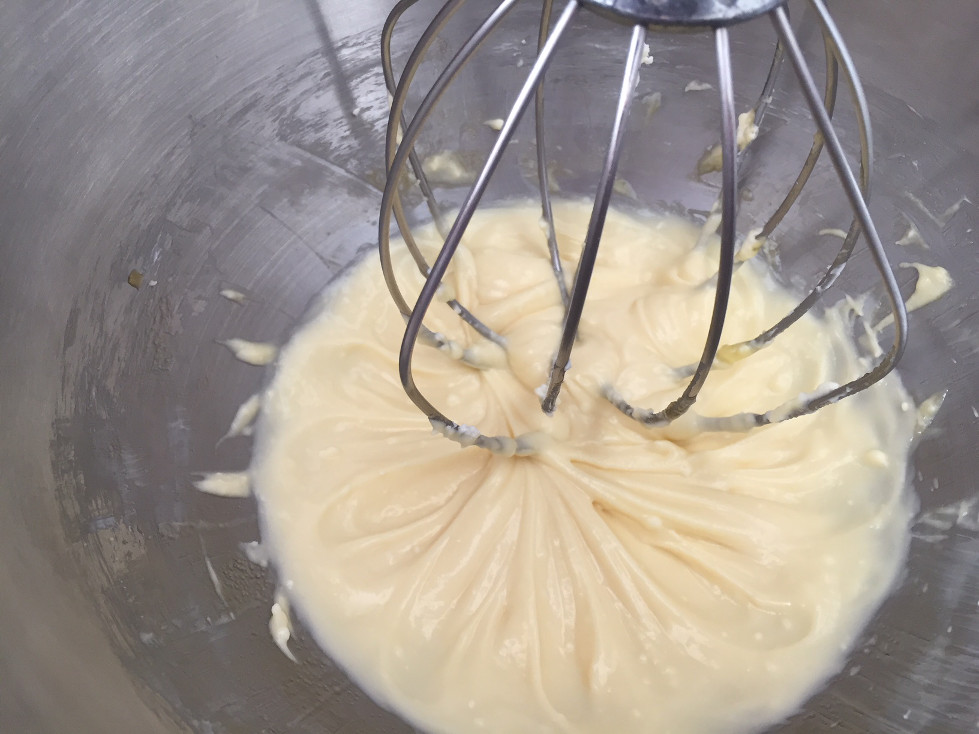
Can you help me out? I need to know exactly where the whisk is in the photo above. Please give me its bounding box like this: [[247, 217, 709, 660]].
[[378, 0, 908, 454]]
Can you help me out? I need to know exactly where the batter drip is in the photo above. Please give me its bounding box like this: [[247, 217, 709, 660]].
[[251, 202, 916, 734]]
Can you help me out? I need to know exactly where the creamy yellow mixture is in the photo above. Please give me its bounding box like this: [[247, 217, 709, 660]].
[[251, 202, 917, 734]]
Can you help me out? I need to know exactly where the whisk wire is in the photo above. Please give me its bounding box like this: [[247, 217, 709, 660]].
[[758, 36, 836, 240], [540, 23, 649, 415], [535, 0, 571, 308], [397, 0, 580, 452], [765, 1, 907, 416], [605, 25, 740, 426], [380, 0, 521, 350], [701, 32, 844, 362], [381, 0, 462, 238]]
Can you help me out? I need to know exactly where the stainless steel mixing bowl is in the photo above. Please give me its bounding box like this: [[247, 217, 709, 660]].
[[1, 1, 977, 732]]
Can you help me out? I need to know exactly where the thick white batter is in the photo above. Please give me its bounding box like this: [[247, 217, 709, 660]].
[[251, 202, 917, 734]]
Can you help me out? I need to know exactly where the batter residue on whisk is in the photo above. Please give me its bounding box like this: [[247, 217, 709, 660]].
[[251, 202, 917, 734]]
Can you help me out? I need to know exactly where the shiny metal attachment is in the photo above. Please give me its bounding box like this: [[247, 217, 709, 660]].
[[379, 0, 908, 451]]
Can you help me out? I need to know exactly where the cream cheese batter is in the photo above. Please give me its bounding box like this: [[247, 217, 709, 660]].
[[219, 338, 279, 366], [193, 471, 250, 498], [251, 202, 917, 734]]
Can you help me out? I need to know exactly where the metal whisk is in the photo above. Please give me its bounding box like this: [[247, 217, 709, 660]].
[[378, 0, 908, 454]]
